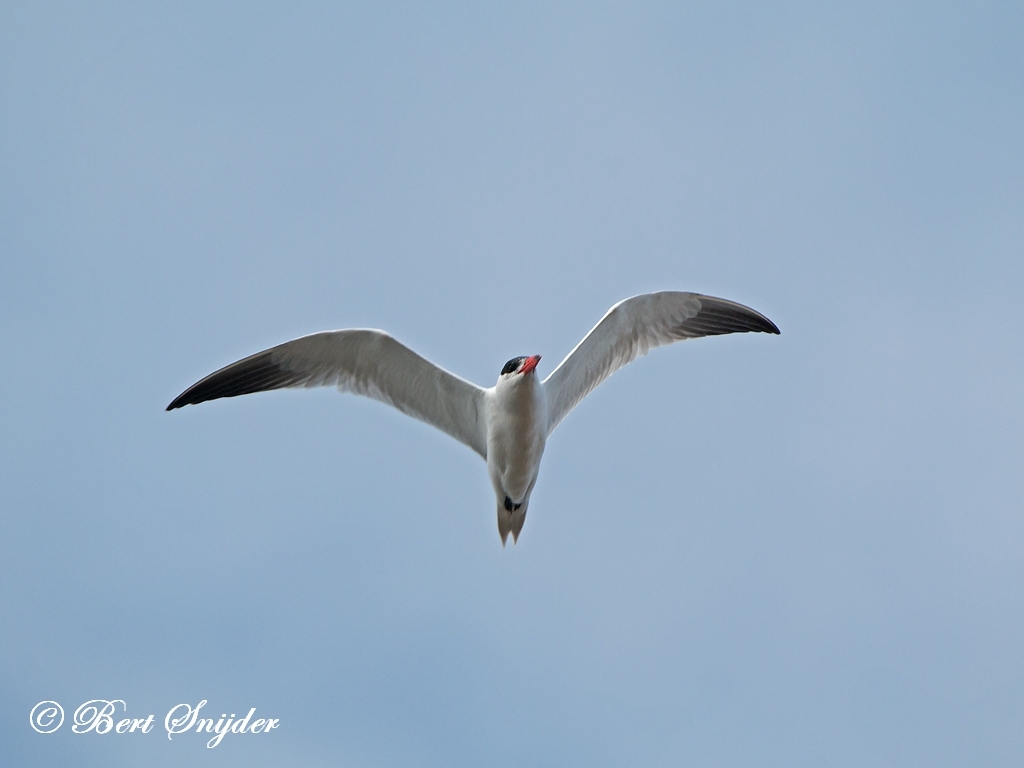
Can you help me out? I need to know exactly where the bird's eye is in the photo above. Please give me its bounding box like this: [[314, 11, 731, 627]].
[[501, 358, 522, 375]]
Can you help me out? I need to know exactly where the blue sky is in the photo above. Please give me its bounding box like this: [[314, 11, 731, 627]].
[[2, 2, 1023, 766]]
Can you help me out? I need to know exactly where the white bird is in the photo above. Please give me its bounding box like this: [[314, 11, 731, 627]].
[[167, 291, 779, 544]]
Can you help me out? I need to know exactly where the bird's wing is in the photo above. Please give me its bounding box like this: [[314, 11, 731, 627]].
[[542, 292, 779, 434], [167, 329, 489, 459]]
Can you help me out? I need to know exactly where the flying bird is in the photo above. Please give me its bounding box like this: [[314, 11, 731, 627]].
[[167, 291, 779, 544]]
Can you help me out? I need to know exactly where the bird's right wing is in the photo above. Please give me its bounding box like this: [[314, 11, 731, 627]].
[[167, 329, 489, 459], [542, 292, 779, 435]]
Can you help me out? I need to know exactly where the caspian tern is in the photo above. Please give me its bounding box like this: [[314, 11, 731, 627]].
[[168, 291, 779, 544]]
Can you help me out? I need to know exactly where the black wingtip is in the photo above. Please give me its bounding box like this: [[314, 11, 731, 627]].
[[166, 391, 192, 410], [164, 349, 309, 413], [692, 297, 781, 338], [747, 310, 780, 336], [745, 310, 780, 335]]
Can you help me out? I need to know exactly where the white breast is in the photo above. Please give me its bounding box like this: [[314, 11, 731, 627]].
[[485, 377, 547, 502]]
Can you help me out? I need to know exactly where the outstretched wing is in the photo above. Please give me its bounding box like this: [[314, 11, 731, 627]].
[[167, 329, 489, 458], [542, 292, 779, 434]]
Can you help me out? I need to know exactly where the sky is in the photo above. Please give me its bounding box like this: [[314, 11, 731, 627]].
[[2, 2, 1023, 766]]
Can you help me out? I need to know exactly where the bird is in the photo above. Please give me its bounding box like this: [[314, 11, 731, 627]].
[[167, 291, 779, 544]]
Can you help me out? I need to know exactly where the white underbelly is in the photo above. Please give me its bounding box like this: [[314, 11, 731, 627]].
[[486, 379, 548, 503], [488, 422, 545, 502]]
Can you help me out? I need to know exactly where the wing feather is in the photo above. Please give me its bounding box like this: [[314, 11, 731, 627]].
[[542, 292, 779, 434], [167, 329, 488, 458]]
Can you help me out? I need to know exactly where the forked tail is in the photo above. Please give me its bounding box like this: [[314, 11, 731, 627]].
[[497, 498, 528, 546]]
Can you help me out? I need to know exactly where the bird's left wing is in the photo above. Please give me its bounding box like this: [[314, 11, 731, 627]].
[[167, 329, 489, 459], [542, 292, 779, 435]]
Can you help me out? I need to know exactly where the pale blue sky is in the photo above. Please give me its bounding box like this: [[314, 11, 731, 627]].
[[2, 2, 1023, 766]]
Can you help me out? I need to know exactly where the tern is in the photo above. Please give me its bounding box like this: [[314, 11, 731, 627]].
[[168, 291, 779, 544]]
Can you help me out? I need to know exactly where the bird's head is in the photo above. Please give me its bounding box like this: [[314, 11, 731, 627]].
[[499, 355, 542, 382]]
